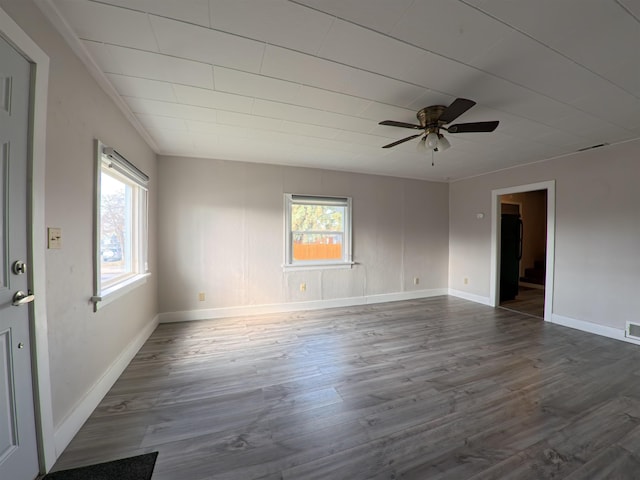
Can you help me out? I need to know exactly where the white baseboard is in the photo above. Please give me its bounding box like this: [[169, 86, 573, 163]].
[[158, 289, 449, 323], [550, 313, 640, 346], [53, 314, 159, 457], [448, 289, 493, 306]]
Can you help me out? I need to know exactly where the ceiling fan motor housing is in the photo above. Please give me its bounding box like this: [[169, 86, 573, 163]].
[[417, 105, 447, 133]]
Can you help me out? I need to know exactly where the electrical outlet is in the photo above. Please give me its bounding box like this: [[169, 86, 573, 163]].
[[300, 282, 306, 292], [198, 292, 205, 301], [414, 277, 420, 285], [464, 277, 469, 285], [48, 227, 62, 249]]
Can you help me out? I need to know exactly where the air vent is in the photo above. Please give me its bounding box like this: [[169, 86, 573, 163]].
[[625, 322, 640, 340], [577, 143, 609, 152]]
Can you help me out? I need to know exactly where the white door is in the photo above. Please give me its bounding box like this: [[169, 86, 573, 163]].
[[0, 35, 39, 480]]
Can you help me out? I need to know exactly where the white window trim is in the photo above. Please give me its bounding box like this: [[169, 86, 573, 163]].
[[92, 140, 149, 310], [284, 194, 353, 270]]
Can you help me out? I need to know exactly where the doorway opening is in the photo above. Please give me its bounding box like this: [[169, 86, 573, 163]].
[[499, 192, 546, 317], [490, 181, 555, 321]]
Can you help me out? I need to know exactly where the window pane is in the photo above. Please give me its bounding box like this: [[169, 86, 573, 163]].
[[100, 171, 132, 286], [291, 204, 344, 232], [292, 233, 343, 261]]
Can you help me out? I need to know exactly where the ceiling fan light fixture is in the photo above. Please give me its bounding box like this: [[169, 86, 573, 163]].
[[416, 135, 427, 152], [437, 134, 451, 151], [426, 132, 439, 150]]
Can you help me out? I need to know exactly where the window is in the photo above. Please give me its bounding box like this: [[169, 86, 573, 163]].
[[92, 140, 149, 309], [285, 194, 352, 268]]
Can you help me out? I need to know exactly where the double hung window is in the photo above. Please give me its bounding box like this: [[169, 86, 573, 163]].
[[93, 140, 149, 308], [284, 194, 352, 268]]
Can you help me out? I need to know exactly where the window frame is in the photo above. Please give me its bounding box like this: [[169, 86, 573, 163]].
[[92, 140, 149, 310], [284, 194, 353, 270]]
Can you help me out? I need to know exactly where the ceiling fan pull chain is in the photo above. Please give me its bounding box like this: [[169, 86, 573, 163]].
[[431, 149, 435, 167]]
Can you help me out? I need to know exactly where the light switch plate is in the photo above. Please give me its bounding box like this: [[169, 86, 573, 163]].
[[48, 227, 62, 249]]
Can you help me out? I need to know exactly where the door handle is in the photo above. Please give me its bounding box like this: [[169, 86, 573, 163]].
[[12, 290, 35, 306]]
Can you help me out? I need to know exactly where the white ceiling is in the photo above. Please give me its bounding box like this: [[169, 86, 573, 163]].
[[41, 0, 640, 181]]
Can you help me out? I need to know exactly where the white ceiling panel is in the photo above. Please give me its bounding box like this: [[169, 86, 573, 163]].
[[45, 0, 640, 181], [292, 0, 415, 34], [97, 0, 211, 28], [571, 91, 640, 131], [468, 0, 640, 96], [214, 67, 302, 103], [173, 84, 253, 113], [334, 130, 391, 147], [544, 113, 634, 143], [216, 111, 283, 131], [136, 114, 188, 132], [150, 15, 265, 73], [209, 0, 334, 55], [106, 74, 177, 102], [125, 97, 218, 123], [279, 121, 341, 140], [295, 86, 372, 117], [252, 99, 377, 134], [470, 30, 636, 111], [318, 19, 429, 81], [619, 0, 640, 17], [391, 0, 510, 65], [100, 43, 214, 89], [53, 0, 158, 51], [261, 45, 426, 107], [186, 122, 255, 141]]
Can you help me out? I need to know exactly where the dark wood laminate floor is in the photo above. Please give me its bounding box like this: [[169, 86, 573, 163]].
[[53, 296, 640, 479], [500, 286, 545, 318]]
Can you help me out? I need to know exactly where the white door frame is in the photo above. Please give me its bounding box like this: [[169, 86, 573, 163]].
[[489, 180, 555, 321], [0, 6, 56, 473]]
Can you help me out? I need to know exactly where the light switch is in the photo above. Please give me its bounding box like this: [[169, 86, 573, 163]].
[[48, 227, 62, 249]]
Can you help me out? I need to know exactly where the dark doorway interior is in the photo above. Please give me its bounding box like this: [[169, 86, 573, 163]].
[[499, 191, 547, 318]]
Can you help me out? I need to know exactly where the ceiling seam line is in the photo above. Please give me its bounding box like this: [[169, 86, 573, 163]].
[[458, 0, 640, 101]]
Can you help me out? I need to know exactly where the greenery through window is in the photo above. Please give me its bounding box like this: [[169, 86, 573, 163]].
[[285, 195, 352, 267]]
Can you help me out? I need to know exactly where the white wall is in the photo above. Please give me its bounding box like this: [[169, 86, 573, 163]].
[[0, 0, 158, 437], [450, 139, 640, 330], [158, 156, 449, 317]]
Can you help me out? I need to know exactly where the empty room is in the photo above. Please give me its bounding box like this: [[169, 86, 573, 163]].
[[2, 1, 640, 479]]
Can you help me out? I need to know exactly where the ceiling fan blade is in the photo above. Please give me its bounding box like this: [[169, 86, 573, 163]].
[[382, 134, 422, 148], [439, 98, 476, 124], [447, 121, 499, 133], [379, 120, 423, 129]]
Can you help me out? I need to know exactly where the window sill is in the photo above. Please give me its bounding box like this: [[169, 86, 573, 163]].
[[282, 262, 355, 272], [91, 273, 150, 311]]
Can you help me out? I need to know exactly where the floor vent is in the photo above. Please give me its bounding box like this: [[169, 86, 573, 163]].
[[626, 322, 640, 340]]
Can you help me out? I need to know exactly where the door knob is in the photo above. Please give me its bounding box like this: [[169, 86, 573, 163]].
[[12, 290, 35, 306]]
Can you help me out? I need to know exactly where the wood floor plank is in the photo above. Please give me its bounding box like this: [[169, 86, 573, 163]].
[[52, 296, 640, 479]]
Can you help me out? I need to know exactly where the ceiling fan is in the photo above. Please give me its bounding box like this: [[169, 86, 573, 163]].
[[379, 98, 499, 153]]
